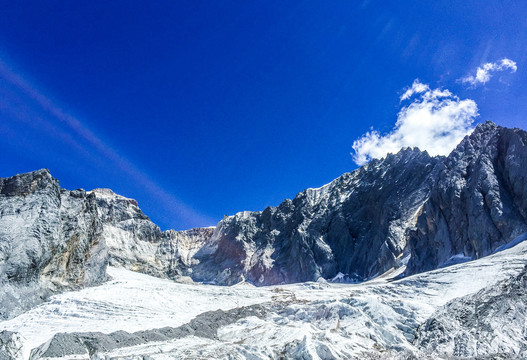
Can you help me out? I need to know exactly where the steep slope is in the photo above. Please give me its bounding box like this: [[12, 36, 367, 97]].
[[156, 227, 216, 279], [88, 187, 215, 279], [414, 263, 527, 358], [191, 148, 440, 285], [407, 121, 527, 274], [88, 187, 164, 276], [0, 168, 216, 315], [0, 170, 108, 319], [70, 147, 440, 287]]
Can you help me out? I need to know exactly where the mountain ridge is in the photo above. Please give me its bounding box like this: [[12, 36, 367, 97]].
[[1, 121, 527, 307]]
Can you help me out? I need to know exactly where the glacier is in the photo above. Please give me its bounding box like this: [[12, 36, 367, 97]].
[[1, 235, 527, 359]]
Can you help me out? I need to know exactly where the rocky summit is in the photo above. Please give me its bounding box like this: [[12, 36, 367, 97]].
[[1, 121, 527, 359], [407, 121, 527, 274]]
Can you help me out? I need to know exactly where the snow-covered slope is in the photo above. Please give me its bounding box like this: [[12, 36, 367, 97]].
[[414, 263, 527, 357], [2, 236, 527, 359]]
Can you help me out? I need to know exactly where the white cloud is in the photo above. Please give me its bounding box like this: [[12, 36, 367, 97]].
[[400, 80, 429, 101], [352, 80, 478, 165], [460, 58, 517, 87]]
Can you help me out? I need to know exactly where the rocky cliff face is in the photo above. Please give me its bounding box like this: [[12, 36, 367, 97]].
[[406, 121, 527, 275], [87, 187, 215, 280], [88, 188, 164, 276], [0, 169, 108, 319], [190, 148, 440, 285], [156, 227, 216, 279], [0, 169, 215, 318]]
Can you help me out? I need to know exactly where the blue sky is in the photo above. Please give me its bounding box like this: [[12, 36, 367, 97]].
[[1, 1, 526, 230]]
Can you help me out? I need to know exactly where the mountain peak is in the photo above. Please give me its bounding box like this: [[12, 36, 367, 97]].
[[88, 188, 135, 203], [470, 120, 501, 138], [90, 188, 117, 197], [0, 168, 57, 197]]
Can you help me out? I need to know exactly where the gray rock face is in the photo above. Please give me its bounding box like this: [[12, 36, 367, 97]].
[[407, 121, 527, 275], [156, 227, 216, 279], [88, 187, 215, 279], [414, 266, 527, 358], [173, 121, 527, 285], [88, 188, 164, 276], [0, 331, 25, 360], [191, 148, 439, 285], [0, 169, 216, 319], [0, 169, 108, 319], [29, 303, 268, 359]]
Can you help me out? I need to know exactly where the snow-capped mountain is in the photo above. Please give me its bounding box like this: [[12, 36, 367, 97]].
[[1, 120, 527, 359]]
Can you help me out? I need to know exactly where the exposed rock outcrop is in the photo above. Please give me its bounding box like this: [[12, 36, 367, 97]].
[[0, 168, 216, 320], [0, 169, 108, 319], [88, 187, 215, 279], [0, 331, 25, 360], [29, 303, 269, 359], [70, 147, 440, 286], [407, 121, 527, 274], [189, 122, 527, 284], [88, 188, 164, 276]]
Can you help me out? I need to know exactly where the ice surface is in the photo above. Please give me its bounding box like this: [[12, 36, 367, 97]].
[[438, 253, 473, 268], [2, 240, 527, 359], [494, 232, 527, 253]]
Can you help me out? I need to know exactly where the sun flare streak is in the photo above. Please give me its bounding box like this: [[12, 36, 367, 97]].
[[0, 58, 215, 229]]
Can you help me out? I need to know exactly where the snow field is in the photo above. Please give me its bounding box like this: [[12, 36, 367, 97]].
[[2, 240, 527, 359]]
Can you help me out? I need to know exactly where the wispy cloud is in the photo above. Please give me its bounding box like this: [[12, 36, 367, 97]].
[[0, 58, 215, 229], [460, 58, 517, 87], [352, 80, 478, 165]]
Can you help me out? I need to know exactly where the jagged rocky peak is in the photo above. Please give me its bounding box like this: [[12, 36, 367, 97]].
[[190, 146, 440, 285], [406, 121, 527, 275], [90, 187, 117, 196], [1, 121, 526, 296], [89, 187, 151, 224]]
